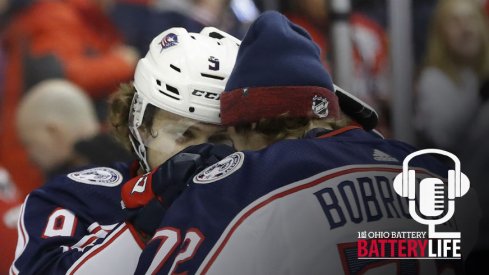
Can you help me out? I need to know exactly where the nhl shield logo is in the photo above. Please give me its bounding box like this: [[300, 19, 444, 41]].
[[312, 95, 329, 118], [159, 33, 178, 52]]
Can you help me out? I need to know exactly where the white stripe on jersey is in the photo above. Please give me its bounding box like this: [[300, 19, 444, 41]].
[[67, 223, 142, 275], [10, 195, 30, 275]]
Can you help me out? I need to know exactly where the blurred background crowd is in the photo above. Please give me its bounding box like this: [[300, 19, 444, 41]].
[[0, 0, 488, 272]]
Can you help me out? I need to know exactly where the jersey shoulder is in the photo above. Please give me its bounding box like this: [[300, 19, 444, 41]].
[[28, 162, 134, 222], [192, 129, 449, 198], [43, 162, 132, 191]]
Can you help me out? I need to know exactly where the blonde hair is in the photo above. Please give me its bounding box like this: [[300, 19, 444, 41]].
[[107, 83, 179, 151], [108, 83, 137, 151], [424, 0, 489, 83]]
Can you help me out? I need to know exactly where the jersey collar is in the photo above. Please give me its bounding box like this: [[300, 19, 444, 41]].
[[317, 125, 363, 139]]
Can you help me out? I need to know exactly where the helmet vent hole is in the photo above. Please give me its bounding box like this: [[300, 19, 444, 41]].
[[158, 84, 180, 100], [190, 35, 196, 40], [158, 89, 179, 100], [209, 32, 224, 39], [165, 84, 180, 95], [156, 79, 162, 86], [201, 73, 225, 81], [189, 107, 195, 113], [170, 64, 181, 72], [217, 41, 221, 45]]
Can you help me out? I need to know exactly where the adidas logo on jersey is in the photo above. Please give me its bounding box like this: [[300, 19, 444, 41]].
[[373, 149, 398, 162]]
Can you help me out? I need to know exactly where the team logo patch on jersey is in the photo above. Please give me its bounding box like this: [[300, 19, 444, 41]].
[[159, 33, 178, 52], [67, 167, 123, 187], [193, 152, 244, 184], [312, 95, 329, 118]]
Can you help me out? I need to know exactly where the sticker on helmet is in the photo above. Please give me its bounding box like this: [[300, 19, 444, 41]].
[[193, 152, 244, 184], [159, 33, 179, 52], [312, 95, 329, 118], [67, 167, 123, 187]]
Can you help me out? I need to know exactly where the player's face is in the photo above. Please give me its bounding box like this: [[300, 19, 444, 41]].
[[144, 110, 229, 169]]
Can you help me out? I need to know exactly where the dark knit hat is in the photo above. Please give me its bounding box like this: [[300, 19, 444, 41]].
[[220, 11, 341, 126]]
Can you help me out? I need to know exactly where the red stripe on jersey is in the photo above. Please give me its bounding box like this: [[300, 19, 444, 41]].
[[317, 125, 361, 139], [90, 225, 102, 235], [127, 223, 146, 249], [77, 236, 99, 250]]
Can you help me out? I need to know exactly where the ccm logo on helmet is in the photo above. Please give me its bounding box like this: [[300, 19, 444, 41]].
[[192, 90, 220, 100]]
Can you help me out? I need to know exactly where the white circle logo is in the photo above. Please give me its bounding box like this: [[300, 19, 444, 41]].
[[193, 152, 244, 184], [67, 167, 123, 187]]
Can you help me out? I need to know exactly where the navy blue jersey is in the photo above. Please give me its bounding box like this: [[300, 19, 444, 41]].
[[136, 127, 480, 274], [11, 162, 145, 275]]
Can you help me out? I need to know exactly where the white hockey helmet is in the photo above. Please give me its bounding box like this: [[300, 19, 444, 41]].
[[129, 27, 240, 171]]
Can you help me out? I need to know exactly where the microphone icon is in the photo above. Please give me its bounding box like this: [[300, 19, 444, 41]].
[[393, 149, 470, 238], [419, 178, 445, 217]]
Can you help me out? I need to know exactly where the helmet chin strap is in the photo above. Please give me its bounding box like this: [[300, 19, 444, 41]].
[[129, 132, 151, 172], [128, 92, 151, 172]]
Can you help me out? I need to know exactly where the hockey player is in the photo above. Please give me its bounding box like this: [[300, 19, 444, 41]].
[[122, 11, 480, 274], [10, 27, 239, 274]]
